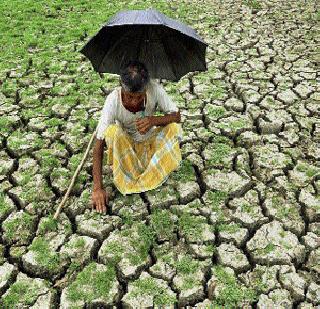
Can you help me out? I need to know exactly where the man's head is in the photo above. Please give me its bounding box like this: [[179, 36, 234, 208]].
[[119, 60, 150, 93]]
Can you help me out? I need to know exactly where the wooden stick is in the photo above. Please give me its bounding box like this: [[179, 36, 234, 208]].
[[53, 129, 97, 219]]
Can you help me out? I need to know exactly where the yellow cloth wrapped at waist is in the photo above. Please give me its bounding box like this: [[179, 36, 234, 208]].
[[104, 122, 183, 195]]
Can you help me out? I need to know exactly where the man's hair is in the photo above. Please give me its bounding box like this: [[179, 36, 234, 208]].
[[119, 60, 150, 93]]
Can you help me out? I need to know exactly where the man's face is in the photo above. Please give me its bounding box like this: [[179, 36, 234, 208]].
[[122, 88, 146, 106]]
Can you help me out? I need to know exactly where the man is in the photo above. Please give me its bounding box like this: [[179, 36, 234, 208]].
[[92, 60, 182, 214]]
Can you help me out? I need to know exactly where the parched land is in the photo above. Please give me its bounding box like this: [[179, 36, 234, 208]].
[[0, 0, 319, 308]]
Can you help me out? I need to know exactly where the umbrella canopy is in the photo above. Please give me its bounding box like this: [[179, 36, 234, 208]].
[[79, 8, 208, 81]]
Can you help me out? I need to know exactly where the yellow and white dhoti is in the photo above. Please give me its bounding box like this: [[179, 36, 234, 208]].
[[104, 122, 183, 195]]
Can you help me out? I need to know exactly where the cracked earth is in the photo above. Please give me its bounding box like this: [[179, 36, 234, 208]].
[[0, 0, 319, 308]]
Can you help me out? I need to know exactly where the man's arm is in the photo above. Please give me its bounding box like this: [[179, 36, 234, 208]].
[[151, 110, 181, 126], [92, 138, 108, 213], [93, 138, 105, 189]]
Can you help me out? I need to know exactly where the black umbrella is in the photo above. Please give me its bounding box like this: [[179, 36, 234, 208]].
[[79, 8, 208, 81]]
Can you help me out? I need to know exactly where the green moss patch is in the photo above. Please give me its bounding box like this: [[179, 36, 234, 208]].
[[0, 280, 43, 308], [28, 236, 68, 273], [127, 224, 156, 266], [179, 213, 207, 240], [170, 159, 196, 182], [66, 262, 117, 304], [211, 265, 258, 307], [37, 214, 59, 235], [3, 211, 35, 244], [129, 276, 177, 306], [150, 208, 175, 239]]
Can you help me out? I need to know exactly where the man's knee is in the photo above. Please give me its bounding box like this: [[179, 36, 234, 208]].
[[107, 124, 133, 144], [105, 124, 121, 142], [163, 122, 183, 142], [114, 124, 125, 134], [164, 122, 179, 131], [164, 122, 182, 134], [106, 124, 123, 135]]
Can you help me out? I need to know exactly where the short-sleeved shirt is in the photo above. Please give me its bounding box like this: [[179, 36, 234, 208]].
[[96, 79, 179, 142]]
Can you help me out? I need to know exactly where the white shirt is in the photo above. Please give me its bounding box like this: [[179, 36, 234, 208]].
[[96, 79, 179, 142]]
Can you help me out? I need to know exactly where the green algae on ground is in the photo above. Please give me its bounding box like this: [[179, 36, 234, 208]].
[[88, 117, 98, 131], [28, 236, 68, 273], [242, 0, 262, 10], [186, 98, 203, 110], [211, 134, 233, 145], [178, 212, 207, 240], [171, 159, 196, 182], [7, 130, 46, 154], [66, 262, 116, 304], [51, 166, 88, 194], [211, 265, 258, 307], [256, 243, 275, 255], [15, 171, 34, 186], [20, 106, 53, 121], [203, 243, 217, 255], [0, 280, 46, 308], [37, 214, 59, 235], [181, 276, 196, 290], [68, 260, 82, 273], [187, 199, 203, 209], [217, 118, 248, 131], [102, 240, 125, 266], [175, 255, 200, 274], [207, 190, 228, 220], [104, 223, 157, 267], [36, 149, 62, 174], [8, 246, 26, 261], [276, 205, 299, 220], [127, 224, 156, 266], [1, 78, 19, 95], [0, 115, 19, 134], [44, 117, 65, 127], [19, 182, 53, 205], [0, 192, 14, 219], [206, 105, 227, 120], [217, 222, 242, 233], [296, 162, 320, 178], [71, 237, 86, 249], [128, 276, 177, 306], [3, 211, 35, 244], [240, 202, 254, 214], [156, 186, 179, 201], [0, 0, 209, 71], [174, 255, 206, 291], [121, 208, 134, 226], [271, 196, 300, 220], [208, 85, 228, 101], [150, 208, 175, 240], [196, 127, 215, 140], [64, 157, 88, 189], [205, 142, 234, 168]]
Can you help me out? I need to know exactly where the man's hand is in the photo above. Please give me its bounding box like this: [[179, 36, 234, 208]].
[[91, 188, 109, 214], [135, 116, 154, 134]]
